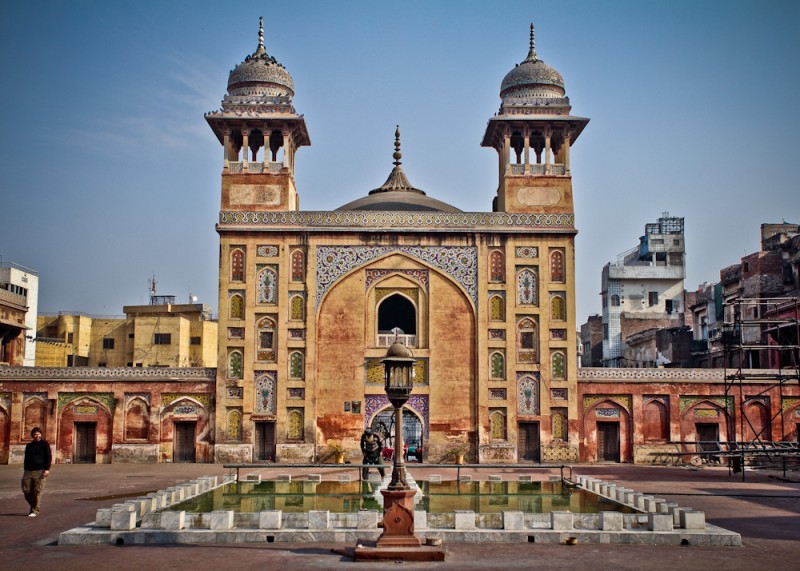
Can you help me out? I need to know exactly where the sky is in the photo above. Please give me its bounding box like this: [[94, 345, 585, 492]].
[[1, 0, 798, 325]]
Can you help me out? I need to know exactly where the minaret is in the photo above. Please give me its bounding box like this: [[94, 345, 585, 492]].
[[205, 17, 310, 211], [481, 24, 588, 213]]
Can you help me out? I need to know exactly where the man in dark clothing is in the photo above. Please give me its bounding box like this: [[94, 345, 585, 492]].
[[22, 427, 51, 517], [360, 427, 385, 479]]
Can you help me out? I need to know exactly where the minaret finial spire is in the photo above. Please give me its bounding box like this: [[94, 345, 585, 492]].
[[393, 125, 402, 167], [526, 22, 538, 61], [259, 17, 264, 49]]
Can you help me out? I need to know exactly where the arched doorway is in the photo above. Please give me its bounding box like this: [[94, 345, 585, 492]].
[[370, 407, 423, 462]]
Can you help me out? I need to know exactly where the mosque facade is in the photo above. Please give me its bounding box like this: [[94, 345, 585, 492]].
[[209, 21, 587, 464]]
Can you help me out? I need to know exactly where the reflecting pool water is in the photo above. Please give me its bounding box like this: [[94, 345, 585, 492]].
[[167, 480, 634, 514]]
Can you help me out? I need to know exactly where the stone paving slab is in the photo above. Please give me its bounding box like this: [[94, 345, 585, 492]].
[[2, 463, 800, 569]]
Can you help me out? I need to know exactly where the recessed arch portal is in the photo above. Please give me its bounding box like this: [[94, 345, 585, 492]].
[[378, 294, 417, 336]]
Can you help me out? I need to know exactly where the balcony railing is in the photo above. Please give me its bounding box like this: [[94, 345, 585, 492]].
[[377, 334, 416, 348]]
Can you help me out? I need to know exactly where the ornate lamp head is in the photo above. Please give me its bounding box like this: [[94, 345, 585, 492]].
[[382, 341, 415, 400]]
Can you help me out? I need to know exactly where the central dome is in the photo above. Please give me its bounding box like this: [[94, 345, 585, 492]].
[[227, 18, 295, 99], [336, 127, 461, 212], [500, 24, 565, 102]]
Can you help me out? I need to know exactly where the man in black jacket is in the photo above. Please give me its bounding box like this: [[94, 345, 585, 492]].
[[22, 427, 51, 517]]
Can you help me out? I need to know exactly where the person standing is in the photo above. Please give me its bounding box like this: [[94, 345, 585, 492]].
[[360, 427, 385, 479], [22, 427, 51, 517]]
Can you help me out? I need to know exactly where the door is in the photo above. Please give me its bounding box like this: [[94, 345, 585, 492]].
[[518, 422, 541, 462], [597, 422, 620, 462], [254, 421, 276, 462], [173, 422, 197, 463], [74, 422, 97, 464], [696, 423, 720, 463]]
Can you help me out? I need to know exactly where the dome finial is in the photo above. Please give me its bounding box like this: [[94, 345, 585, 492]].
[[393, 125, 402, 167], [526, 22, 538, 61], [259, 17, 264, 49]]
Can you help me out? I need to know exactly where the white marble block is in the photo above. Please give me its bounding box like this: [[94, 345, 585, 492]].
[[161, 511, 186, 530], [308, 510, 330, 529], [503, 511, 524, 530], [259, 510, 282, 529], [454, 510, 476, 530], [551, 511, 574, 531], [357, 510, 379, 529], [209, 510, 234, 530], [648, 512, 673, 532]]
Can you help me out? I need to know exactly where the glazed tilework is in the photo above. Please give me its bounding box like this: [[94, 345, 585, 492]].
[[316, 246, 478, 307], [57, 392, 115, 412], [364, 394, 429, 435], [515, 246, 539, 258], [517, 373, 540, 415], [219, 211, 574, 231], [161, 393, 212, 410], [679, 395, 733, 413], [583, 395, 632, 412], [365, 269, 429, 291], [256, 245, 279, 257], [255, 371, 277, 415]]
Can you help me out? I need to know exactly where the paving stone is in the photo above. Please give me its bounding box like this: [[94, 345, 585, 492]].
[[277, 474, 292, 481], [94, 508, 112, 528], [307, 474, 322, 483], [245, 473, 262, 483], [337, 475, 351, 483], [489, 474, 503, 482], [429, 475, 442, 483]]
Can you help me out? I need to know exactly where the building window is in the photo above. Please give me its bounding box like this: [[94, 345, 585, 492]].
[[665, 299, 675, 314], [489, 294, 505, 321], [610, 294, 620, 307], [190, 336, 201, 345], [550, 250, 565, 283], [490, 352, 505, 380], [516, 268, 538, 305], [490, 408, 507, 440], [291, 250, 305, 282], [489, 251, 505, 282], [287, 408, 304, 440], [230, 248, 245, 282], [648, 291, 659, 306], [517, 317, 539, 363], [551, 294, 566, 321], [102, 338, 114, 349], [256, 316, 276, 362], [229, 351, 243, 379], [552, 408, 568, 441], [289, 351, 304, 380], [229, 293, 244, 319], [67, 332, 74, 344], [290, 295, 304, 321], [551, 351, 566, 380], [154, 333, 171, 345]]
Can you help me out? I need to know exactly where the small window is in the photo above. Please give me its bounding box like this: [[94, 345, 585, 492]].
[[67, 332, 74, 344], [128, 333, 135, 339], [489, 251, 505, 282], [102, 338, 115, 349], [665, 300, 675, 314], [610, 294, 620, 307], [648, 291, 659, 306], [190, 336, 201, 345], [154, 333, 171, 345]]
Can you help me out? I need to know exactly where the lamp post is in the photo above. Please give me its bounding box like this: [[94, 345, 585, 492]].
[[376, 340, 420, 547]]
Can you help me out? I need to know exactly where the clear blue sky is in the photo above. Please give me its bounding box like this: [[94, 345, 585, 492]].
[[1, 0, 798, 325]]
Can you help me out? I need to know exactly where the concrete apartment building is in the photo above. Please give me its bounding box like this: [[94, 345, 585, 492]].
[[36, 298, 217, 368], [600, 214, 689, 367], [0, 261, 38, 366]]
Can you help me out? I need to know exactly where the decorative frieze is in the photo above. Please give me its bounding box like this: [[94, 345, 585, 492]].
[[256, 245, 280, 257], [0, 367, 216, 380]]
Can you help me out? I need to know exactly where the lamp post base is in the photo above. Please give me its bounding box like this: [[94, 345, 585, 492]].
[[377, 488, 420, 547]]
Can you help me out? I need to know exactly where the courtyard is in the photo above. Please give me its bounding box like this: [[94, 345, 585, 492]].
[[1, 462, 798, 570]]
